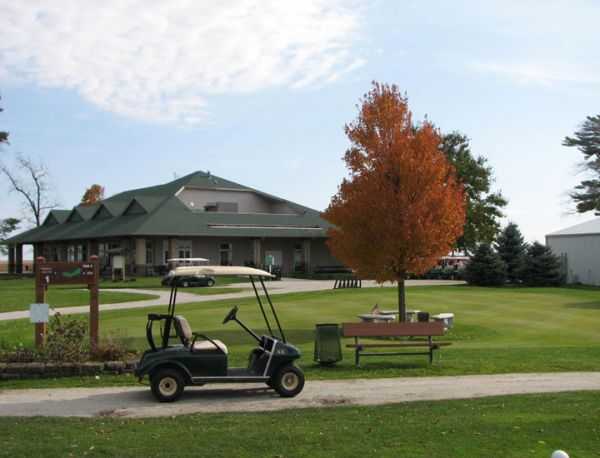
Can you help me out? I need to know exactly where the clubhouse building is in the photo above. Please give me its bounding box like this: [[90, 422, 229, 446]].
[[5, 171, 340, 276]]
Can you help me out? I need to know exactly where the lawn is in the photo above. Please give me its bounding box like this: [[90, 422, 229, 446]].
[[1, 285, 600, 384], [1, 391, 598, 457], [0, 277, 245, 313], [0, 278, 159, 313]]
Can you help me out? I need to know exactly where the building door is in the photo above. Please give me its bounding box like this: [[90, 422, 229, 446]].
[[219, 243, 232, 266]]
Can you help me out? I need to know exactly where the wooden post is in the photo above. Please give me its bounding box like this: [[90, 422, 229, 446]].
[[34, 256, 47, 349], [89, 255, 100, 352]]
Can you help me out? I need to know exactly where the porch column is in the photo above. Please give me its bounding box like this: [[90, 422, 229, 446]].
[[7, 244, 15, 274], [253, 239, 262, 267], [15, 244, 23, 274], [168, 238, 177, 261], [135, 238, 146, 276], [303, 240, 311, 273]]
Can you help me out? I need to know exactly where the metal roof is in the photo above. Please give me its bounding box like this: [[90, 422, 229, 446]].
[[546, 217, 600, 237], [7, 171, 331, 244]]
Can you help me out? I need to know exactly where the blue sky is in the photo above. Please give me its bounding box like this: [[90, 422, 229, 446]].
[[1, 0, 599, 251]]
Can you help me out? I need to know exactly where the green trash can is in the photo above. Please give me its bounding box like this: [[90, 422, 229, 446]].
[[314, 323, 342, 365]]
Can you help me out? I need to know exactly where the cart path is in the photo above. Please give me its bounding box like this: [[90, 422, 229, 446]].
[[1, 372, 599, 418], [0, 279, 463, 321]]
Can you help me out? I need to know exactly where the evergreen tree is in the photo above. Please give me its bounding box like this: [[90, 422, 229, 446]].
[[495, 223, 527, 283], [464, 244, 507, 286], [563, 115, 600, 214], [520, 242, 563, 286]]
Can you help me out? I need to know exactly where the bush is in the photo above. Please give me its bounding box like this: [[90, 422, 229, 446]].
[[464, 244, 507, 286], [43, 313, 88, 363], [91, 335, 129, 361], [520, 242, 564, 286]]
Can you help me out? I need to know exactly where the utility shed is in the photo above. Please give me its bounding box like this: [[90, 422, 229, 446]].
[[546, 218, 600, 286]]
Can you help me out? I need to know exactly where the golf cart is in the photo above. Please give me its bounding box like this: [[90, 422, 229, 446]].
[[135, 265, 305, 402]]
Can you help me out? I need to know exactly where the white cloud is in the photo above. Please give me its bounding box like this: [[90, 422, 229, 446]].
[[0, 1, 364, 124]]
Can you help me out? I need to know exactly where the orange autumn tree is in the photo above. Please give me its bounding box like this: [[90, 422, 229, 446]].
[[80, 184, 105, 206], [323, 82, 466, 321]]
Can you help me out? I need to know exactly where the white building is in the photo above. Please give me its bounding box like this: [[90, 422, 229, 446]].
[[546, 218, 600, 286]]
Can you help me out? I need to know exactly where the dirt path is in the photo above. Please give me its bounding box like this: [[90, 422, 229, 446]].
[[0, 279, 463, 321], [1, 372, 598, 418]]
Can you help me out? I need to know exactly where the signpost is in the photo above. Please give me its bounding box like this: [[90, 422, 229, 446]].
[[34, 256, 100, 350]]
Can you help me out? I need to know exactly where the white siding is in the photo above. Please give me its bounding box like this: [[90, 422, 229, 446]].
[[547, 234, 600, 285]]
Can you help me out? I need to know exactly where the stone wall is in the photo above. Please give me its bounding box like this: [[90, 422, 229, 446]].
[[0, 360, 138, 380]]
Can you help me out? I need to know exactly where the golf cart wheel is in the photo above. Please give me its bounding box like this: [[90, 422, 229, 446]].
[[182, 281, 189, 288], [272, 365, 305, 398], [207, 279, 215, 287], [150, 368, 185, 402]]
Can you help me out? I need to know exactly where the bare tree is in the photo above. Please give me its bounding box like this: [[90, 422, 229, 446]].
[[1, 155, 58, 226]]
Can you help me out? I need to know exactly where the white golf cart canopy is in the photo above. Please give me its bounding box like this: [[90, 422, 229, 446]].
[[171, 265, 274, 278]]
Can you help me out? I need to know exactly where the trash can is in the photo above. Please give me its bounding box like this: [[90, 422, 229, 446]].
[[314, 323, 342, 365], [417, 311, 430, 322]]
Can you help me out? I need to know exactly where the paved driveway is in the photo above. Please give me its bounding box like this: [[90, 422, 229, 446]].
[[1, 372, 598, 418], [0, 279, 463, 321]]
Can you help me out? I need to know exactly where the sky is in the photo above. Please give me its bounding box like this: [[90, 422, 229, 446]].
[[1, 0, 600, 254]]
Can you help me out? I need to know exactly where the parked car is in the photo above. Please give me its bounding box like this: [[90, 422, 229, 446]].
[[161, 274, 216, 288]]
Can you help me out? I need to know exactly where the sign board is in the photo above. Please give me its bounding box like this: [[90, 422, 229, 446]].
[[38, 262, 97, 285], [30, 303, 49, 323], [112, 255, 125, 270]]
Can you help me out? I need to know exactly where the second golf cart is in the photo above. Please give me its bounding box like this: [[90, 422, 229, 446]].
[[135, 265, 305, 402]]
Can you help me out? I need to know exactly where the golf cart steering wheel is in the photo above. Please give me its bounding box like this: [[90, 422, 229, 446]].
[[223, 306, 239, 325]]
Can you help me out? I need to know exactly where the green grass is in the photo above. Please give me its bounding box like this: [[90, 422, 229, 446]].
[[0, 277, 245, 313], [0, 278, 159, 313], [1, 391, 598, 457], [97, 275, 247, 289], [2, 285, 600, 383]]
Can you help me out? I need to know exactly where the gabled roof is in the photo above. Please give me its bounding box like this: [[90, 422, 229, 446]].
[[546, 218, 600, 237], [6, 171, 332, 244]]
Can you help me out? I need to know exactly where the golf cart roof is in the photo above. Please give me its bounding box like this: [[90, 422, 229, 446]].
[[172, 265, 274, 278], [167, 258, 209, 262]]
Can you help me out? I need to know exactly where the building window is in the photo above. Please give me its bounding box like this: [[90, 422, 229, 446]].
[[294, 243, 305, 272], [219, 243, 232, 266], [176, 240, 192, 259], [67, 245, 75, 262], [146, 240, 153, 265]]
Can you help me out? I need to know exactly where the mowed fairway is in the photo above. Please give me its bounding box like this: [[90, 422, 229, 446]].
[[0, 278, 159, 313], [2, 285, 600, 382]]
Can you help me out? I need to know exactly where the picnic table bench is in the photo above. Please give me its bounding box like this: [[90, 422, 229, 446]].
[[342, 322, 451, 366]]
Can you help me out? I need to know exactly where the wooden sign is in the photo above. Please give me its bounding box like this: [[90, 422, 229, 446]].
[[34, 256, 100, 351], [37, 261, 97, 285]]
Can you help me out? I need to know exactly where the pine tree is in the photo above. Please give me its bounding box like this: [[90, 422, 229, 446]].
[[464, 244, 507, 286], [495, 223, 527, 283], [520, 242, 563, 286]]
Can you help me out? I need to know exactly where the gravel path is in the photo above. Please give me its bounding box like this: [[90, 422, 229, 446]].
[[0, 279, 463, 321], [1, 372, 598, 418]]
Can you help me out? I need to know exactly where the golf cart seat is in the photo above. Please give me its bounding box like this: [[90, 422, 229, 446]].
[[173, 315, 228, 355]]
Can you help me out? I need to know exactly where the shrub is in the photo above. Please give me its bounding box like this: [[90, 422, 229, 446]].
[[43, 313, 88, 362], [91, 335, 129, 361], [464, 244, 507, 286]]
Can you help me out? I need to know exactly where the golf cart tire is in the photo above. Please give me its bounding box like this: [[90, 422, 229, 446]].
[[150, 368, 185, 402], [272, 364, 305, 398], [207, 279, 215, 287]]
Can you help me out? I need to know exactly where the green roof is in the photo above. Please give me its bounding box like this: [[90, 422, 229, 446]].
[[7, 171, 331, 244]]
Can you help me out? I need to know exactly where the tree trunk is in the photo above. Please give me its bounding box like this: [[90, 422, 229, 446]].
[[397, 275, 406, 322]]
